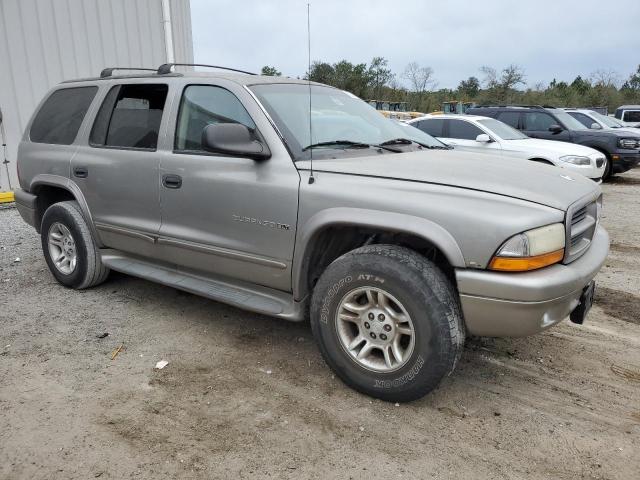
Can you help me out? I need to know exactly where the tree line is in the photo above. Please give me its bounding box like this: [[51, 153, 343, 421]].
[[260, 61, 640, 113]]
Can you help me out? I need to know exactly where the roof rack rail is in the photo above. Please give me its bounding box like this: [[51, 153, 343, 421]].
[[157, 63, 257, 75], [471, 105, 548, 109], [100, 67, 157, 78]]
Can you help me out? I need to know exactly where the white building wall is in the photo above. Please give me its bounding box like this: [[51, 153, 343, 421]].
[[0, 0, 193, 191]]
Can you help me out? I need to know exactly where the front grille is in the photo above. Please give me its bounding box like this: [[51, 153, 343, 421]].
[[596, 157, 604, 168], [571, 206, 587, 225], [565, 198, 599, 263]]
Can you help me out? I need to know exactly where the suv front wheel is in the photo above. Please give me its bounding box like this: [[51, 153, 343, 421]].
[[41, 201, 110, 289], [310, 245, 465, 402]]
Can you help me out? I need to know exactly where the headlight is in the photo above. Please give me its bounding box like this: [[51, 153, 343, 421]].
[[559, 155, 591, 165], [489, 223, 565, 272], [618, 138, 639, 149]]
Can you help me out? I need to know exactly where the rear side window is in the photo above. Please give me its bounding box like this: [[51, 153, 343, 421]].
[[30, 87, 97, 145], [174, 85, 256, 152], [90, 84, 168, 150], [415, 118, 444, 137], [448, 119, 484, 140], [623, 111, 640, 122], [496, 111, 520, 129]]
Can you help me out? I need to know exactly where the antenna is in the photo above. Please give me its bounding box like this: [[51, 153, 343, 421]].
[[307, 3, 315, 185]]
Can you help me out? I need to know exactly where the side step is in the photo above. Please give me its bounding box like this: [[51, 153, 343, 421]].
[[100, 250, 305, 321]]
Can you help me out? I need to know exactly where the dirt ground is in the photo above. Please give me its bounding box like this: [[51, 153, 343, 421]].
[[1, 171, 639, 480]]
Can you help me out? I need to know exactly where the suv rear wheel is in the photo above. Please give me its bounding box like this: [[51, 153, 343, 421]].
[[310, 245, 465, 402], [41, 201, 110, 289]]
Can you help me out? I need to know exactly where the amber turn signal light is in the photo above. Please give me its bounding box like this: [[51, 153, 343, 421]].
[[489, 249, 564, 272]]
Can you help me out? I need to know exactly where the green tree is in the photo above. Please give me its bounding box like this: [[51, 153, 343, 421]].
[[457, 76, 480, 97], [368, 57, 394, 99], [307, 61, 335, 84], [261, 66, 281, 76], [571, 75, 591, 95], [625, 65, 640, 91]]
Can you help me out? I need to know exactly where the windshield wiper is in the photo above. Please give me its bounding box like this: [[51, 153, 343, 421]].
[[378, 138, 452, 150], [302, 140, 401, 153]]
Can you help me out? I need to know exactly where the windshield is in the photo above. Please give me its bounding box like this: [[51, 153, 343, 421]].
[[589, 111, 621, 128], [477, 118, 528, 140], [553, 110, 588, 130], [250, 83, 445, 160]]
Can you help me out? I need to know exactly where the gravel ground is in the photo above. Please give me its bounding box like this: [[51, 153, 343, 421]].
[[1, 171, 639, 480]]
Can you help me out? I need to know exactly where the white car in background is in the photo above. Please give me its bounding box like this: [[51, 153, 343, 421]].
[[408, 114, 606, 181], [564, 108, 640, 134], [613, 105, 640, 127]]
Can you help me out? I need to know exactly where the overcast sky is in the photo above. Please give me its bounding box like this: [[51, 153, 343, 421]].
[[190, 0, 640, 89]]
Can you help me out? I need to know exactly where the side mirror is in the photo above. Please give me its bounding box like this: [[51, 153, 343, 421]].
[[202, 123, 271, 160], [548, 124, 563, 133], [475, 133, 492, 143], [590, 122, 602, 130]]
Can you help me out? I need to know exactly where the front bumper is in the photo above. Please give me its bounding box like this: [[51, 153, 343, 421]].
[[455, 225, 609, 337], [14, 189, 38, 229], [611, 151, 640, 173]]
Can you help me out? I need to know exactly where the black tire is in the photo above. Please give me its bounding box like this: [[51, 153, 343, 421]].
[[602, 154, 613, 181], [40, 201, 110, 289], [310, 245, 465, 402]]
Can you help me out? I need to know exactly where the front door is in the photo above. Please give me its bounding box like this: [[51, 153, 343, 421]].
[[72, 82, 169, 259], [157, 83, 300, 291], [522, 111, 572, 142], [440, 119, 502, 154]]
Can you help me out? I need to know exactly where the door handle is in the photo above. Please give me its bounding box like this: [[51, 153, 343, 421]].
[[162, 174, 182, 189], [73, 166, 88, 178]]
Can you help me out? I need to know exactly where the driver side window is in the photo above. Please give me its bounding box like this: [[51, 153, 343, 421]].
[[523, 112, 557, 131], [447, 119, 484, 140], [174, 85, 256, 152]]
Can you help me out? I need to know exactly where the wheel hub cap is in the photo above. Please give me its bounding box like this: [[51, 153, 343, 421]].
[[47, 222, 77, 275], [336, 287, 415, 373]]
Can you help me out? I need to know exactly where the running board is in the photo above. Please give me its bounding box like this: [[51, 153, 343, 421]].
[[100, 250, 305, 321]]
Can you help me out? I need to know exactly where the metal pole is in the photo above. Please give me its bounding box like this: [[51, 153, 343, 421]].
[[0, 109, 13, 191], [161, 0, 175, 63]]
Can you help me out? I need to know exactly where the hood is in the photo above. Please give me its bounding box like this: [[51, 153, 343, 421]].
[[298, 149, 600, 211], [503, 138, 601, 157], [608, 127, 640, 135], [576, 128, 640, 139]]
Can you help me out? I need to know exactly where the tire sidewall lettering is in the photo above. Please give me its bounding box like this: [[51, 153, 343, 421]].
[[373, 355, 425, 389], [320, 275, 353, 323]]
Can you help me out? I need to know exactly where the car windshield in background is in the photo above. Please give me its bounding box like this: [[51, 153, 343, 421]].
[[477, 118, 528, 140], [590, 111, 620, 128], [250, 83, 445, 160], [553, 110, 588, 130]]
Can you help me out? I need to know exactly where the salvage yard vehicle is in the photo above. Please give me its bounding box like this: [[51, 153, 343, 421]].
[[409, 114, 606, 181], [564, 108, 640, 136], [614, 105, 640, 127], [15, 65, 609, 402], [467, 105, 640, 179]]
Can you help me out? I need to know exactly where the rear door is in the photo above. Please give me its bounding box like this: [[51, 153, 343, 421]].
[[71, 81, 169, 259], [157, 81, 300, 291], [495, 111, 521, 130]]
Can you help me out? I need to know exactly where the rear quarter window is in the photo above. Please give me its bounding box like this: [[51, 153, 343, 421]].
[[30, 87, 98, 145]]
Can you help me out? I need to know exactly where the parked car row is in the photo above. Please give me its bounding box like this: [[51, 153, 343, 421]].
[[409, 114, 606, 181], [15, 66, 609, 402], [408, 105, 640, 181]]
